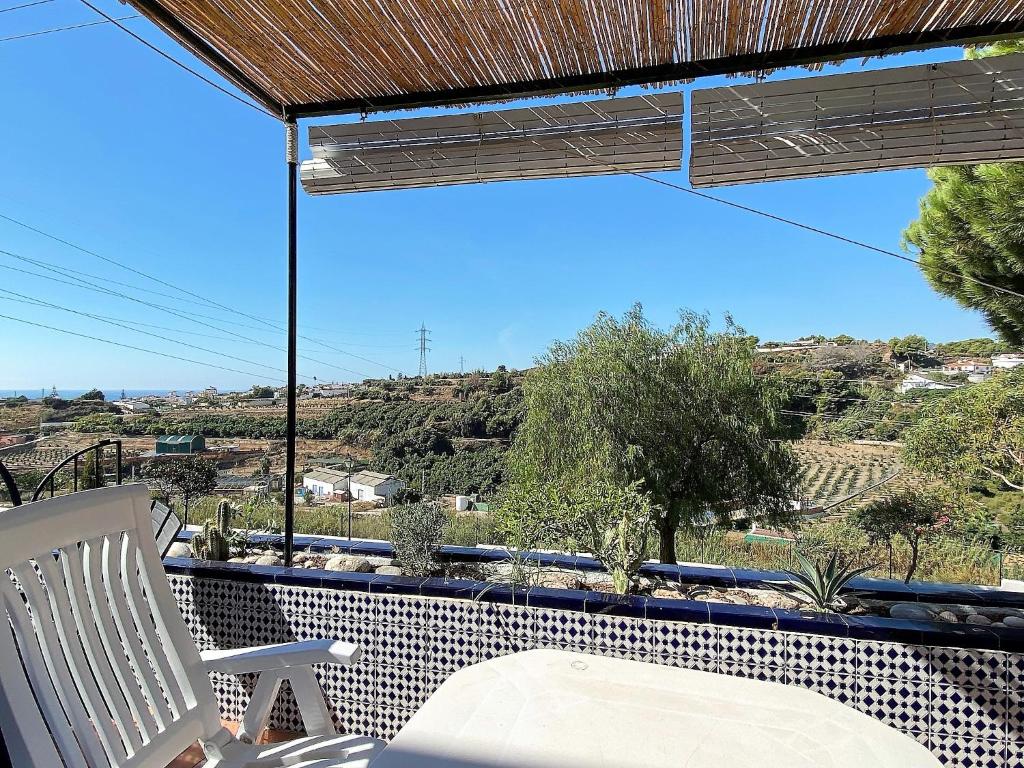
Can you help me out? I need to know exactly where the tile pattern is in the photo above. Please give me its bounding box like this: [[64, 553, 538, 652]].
[[173, 576, 1024, 768]]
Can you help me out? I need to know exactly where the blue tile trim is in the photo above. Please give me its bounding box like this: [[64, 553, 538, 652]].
[[162, 557, 1024, 651], [173, 533, 1024, 609]]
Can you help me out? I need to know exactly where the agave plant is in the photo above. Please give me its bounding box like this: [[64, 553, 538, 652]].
[[772, 550, 874, 613]]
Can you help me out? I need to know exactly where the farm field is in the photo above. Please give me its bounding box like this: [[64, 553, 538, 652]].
[[792, 440, 924, 511]]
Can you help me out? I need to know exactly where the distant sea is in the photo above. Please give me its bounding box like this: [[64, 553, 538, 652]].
[[0, 389, 188, 401]]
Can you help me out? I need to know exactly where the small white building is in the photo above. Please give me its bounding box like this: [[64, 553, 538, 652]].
[[942, 359, 993, 376], [350, 471, 405, 503], [114, 400, 152, 413], [993, 353, 1024, 370], [899, 373, 961, 394], [302, 468, 350, 498]]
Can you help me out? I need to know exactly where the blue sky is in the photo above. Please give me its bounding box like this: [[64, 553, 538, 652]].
[[0, 0, 997, 392]]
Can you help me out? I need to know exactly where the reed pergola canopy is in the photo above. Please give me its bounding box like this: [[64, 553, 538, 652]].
[[126, 1, 1024, 119]]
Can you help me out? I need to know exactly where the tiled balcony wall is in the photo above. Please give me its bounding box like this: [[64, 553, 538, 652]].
[[166, 563, 1024, 768]]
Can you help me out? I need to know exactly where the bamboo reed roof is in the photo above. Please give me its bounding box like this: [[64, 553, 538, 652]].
[[127, 1, 1024, 119]]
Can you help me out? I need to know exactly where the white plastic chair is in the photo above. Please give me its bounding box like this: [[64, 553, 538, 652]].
[[0, 484, 384, 767]]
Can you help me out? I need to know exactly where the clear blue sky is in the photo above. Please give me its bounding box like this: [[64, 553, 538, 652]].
[[0, 0, 997, 392]]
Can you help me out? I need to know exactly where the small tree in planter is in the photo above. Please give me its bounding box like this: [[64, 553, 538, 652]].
[[387, 502, 451, 577], [142, 456, 217, 526], [852, 488, 952, 584]]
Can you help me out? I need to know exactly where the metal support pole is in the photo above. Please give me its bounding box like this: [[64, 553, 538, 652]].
[[283, 118, 299, 567]]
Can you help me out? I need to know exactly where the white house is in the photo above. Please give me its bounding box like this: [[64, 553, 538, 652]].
[[302, 468, 350, 498], [114, 400, 152, 413], [350, 471, 405, 503], [993, 353, 1024, 370], [942, 359, 993, 376], [899, 373, 961, 394]]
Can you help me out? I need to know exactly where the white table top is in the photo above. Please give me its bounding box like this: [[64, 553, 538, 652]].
[[370, 649, 940, 768]]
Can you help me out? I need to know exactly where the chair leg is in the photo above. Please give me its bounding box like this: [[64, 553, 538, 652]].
[[288, 666, 336, 737], [238, 671, 284, 744]]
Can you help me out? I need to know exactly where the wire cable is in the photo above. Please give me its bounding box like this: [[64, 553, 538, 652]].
[[0, 14, 139, 42], [0, 0, 54, 12], [76, 0, 277, 119], [0, 288, 314, 382], [0, 253, 373, 379], [0, 311, 287, 383]]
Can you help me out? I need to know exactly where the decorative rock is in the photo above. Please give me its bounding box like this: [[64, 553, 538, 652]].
[[966, 614, 992, 626], [244, 555, 262, 564], [254, 555, 282, 566], [227, 557, 246, 563], [1003, 615, 1024, 629], [375, 565, 404, 576], [292, 552, 310, 565], [992, 622, 1006, 628], [166, 542, 193, 558], [325, 555, 374, 573], [936, 611, 959, 624], [263, 549, 278, 557], [889, 603, 935, 621]]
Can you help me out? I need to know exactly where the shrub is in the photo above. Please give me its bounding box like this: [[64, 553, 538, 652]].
[[387, 503, 451, 576]]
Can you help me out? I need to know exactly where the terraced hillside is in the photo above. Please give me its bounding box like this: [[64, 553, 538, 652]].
[[793, 440, 924, 511]]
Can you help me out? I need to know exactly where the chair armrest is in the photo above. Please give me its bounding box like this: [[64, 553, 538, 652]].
[[200, 639, 360, 675]]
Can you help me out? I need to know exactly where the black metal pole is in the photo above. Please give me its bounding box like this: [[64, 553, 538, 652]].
[[283, 118, 298, 567]]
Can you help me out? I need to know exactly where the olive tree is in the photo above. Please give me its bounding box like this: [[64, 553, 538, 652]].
[[507, 306, 799, 564]]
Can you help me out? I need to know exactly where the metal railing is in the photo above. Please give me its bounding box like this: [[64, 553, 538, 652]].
[[29, 439, 123, 503]]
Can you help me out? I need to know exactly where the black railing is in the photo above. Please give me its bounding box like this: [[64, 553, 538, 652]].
[[0, 459, 22, 506], [29, 439, 122, 502]]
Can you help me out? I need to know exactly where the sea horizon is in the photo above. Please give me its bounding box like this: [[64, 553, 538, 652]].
[[0, 388, 201, 401]]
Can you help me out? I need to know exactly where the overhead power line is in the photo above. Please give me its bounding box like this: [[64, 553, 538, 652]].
[[0, 288, 314, 382], [0, 0, 54, 12], [0, 251, 373, 379], [0, 311, 287, 383], [0, 14, 140, 42], [77, 0, 277, 119], [0, 211, 410, 367]]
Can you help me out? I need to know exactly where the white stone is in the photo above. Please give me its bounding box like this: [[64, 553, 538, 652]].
[[889, 603, 934, 621], [1003, 615, 1024, 628], [254, 555, 282, 566], [166, 542, 193, 558], [325, 555, 374, 573], [966, 614, 992, 626], [936, 611, 959, 624], [292, 552, 310, 564], [375, 565, 404, 576]]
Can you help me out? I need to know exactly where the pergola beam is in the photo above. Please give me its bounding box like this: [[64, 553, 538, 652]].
[[283, 21, 1024, 119]]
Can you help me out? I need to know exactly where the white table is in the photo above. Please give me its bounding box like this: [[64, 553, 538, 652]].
[[370, 649, 940, 768]]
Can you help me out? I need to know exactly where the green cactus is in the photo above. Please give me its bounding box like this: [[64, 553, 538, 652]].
[[192, 499, 233, 561]]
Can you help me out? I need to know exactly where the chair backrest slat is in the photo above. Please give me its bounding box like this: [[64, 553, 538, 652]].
[[81, 537, 160, 742], [33, 555, 130, 765], [0, 576, 90, 768], [62, 544, 145, 755], [0, 485, 222, 767]]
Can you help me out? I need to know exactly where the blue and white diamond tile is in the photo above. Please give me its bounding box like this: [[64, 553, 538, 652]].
[[787, 634, 858, 676], [930, 647, 1007, 691], [651, 621, 716, 660], [427, 629, 482, 672], [480, 631, 531, 660], [193, 577, 237, 606], [590, 644, 652, 663], [717, 660, 786, 684], [786, 668, 857, 706], [1006, 740, 1024, 768], [592, 617, 653, 655], [326, 622, 378, 663], [480, 604, 534, 640], [313, 661, 375, 704], [289, 610, 348, 641], [333, 700, 379, 739], [430, 598, 482, 632], [717, 627, 785, 667], [534, 609, 593, 648], [375, 707, 417, 741], [1006, 689, 1024, 743], [859, 641, 931, 681], [267, 583, 326, 615], [929, 733, 1006, 768], [855, 677, 931, 732], [1006, 652, 1024, 687], [375, 664, 427, 708], [671, 654, 719, 673], [377, 595, 431, 626], [376, 623, 429, 668], [932, 684, 1009, 740]]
